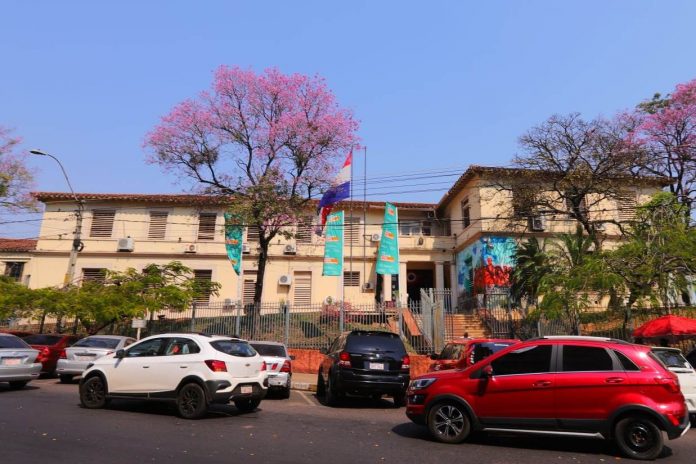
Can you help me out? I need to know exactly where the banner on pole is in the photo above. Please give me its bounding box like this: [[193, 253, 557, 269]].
[[322, 211, 344, 276], [376, 202, 399, 275], [224, 212, 244, 275]]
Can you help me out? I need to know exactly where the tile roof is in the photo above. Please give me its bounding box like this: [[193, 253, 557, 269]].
[[0, 239, 37, 252]]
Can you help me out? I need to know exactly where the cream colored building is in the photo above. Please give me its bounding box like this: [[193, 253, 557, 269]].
[[2, 166, 668, 308]]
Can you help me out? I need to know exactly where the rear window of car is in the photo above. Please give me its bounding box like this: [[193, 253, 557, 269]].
[[211, 340, 257, 357], [23, 334, 62, 345], [652, 349, 691, 369], [345, 332, 406, 355], [73, 337, 121, 349], [0, 335, 30, 349], [250, 343, 286, 357]]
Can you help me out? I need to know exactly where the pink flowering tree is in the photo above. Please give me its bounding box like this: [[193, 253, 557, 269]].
[[145, 67, 359, 304], [0, 126, 36, 212], [629, 79, 696, 219]]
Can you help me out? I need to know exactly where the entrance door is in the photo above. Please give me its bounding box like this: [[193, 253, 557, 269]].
[[406, 269, 433, 301]]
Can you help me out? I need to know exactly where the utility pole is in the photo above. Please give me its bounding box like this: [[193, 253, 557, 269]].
[[30, 149, 84, 286]]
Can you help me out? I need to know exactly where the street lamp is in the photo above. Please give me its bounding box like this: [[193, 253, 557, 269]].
[[30, 149, 84, 286]]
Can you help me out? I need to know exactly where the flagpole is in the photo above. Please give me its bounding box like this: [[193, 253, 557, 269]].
[[362, 146, 367, 296], [349, 149, 354, 298]]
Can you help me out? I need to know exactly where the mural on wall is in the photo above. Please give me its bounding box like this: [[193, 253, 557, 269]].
[[457, 237, 516, 295]]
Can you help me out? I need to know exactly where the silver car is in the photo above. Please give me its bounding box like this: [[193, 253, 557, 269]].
[[56, 335, 136, 383], [250, 341, 293, 398], [0, 333, 41, 389]]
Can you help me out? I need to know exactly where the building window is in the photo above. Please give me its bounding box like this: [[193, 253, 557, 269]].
[[89, 210, 116, 238], [511, 188, 534, 218], [3, 262, 24, 281], [148, 211, 168, 239], [461, 198, 471, 229], [193, 269, 213, 304], [82, 268, 106, 284], [293, 271, 312, 307], [399, 220, 432, 236], [246, 225, 260, 242], [243, 271, 257, 305], [197, 213, 217, 241], [617, 192, 637, 221], [565, 194, 588, 218], [345, 217, 361, 245], [343, 271, 360, 287], [296, 217, 313, 245]]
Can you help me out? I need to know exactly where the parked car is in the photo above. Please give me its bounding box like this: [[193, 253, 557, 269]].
[[79, 333, 268, 419], [56, 335, 136, 383], [406, 336, 690, 460], [0, 333, 42, 389], [686, 347, 696, 369], [651, 347, 696, 421], [23, 333, 81, 376], [317, 330, 410, 407], [0, 330, 34, 338], [249, 341, 293, 398], [428, 338, 518, 372]]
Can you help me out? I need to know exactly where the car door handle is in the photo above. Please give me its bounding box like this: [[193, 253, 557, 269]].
[[533, 380, 552, 387], [180, 365, 188, 369], [605, 377, 625, 384], [142, 366, 150, 369]]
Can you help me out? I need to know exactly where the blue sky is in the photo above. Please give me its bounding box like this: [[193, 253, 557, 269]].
[[2, 0, 696, 238]]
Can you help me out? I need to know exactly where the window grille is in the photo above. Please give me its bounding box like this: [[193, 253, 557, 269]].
[[89, 210, 116, 238]]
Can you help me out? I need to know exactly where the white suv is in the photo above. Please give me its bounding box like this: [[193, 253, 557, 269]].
[[79, 333, 267, 419]]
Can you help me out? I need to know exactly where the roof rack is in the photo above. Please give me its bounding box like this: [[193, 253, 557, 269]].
[[528, 335, 631, 344]]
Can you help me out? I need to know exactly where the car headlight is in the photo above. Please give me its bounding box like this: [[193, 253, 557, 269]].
[[410, 378, 437, 390]]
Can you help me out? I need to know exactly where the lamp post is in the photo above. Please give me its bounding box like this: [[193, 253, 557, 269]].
[[30, 149, 84, 287]]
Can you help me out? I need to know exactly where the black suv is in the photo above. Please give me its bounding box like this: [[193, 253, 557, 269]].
[[317, 330, 410, 407]]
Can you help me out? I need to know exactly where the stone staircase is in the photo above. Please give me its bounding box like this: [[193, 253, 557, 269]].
[[446, 314, 488, 339]]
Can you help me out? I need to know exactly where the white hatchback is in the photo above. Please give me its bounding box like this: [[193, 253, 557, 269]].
[[250, 341, 293, 398], [79, 333, 267, 419], [652, 347, 696, 418]]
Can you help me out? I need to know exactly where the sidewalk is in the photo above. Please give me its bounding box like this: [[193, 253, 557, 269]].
[[291, 372, 318, 392]]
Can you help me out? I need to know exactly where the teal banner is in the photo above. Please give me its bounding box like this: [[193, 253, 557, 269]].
[[376, 202, 399, 275], [224, 212, 243, 275], [322, 211, 344, 276]]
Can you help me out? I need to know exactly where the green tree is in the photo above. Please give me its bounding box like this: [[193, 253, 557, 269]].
[[511, 237, 552, 308]]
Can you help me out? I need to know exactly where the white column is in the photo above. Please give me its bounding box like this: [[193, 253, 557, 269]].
[[449, 259, 459, 309], [382, 274, 392, 302], [435, 261, 445, 291], [398, 261, 407, 306]]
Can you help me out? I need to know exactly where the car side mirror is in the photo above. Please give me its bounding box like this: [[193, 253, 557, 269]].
[[115, 349, 125, 359], [290, 355, 296, 360], [482, 365, 493, 378]]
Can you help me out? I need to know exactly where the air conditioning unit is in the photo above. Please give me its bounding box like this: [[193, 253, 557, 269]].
[[283, 244, 297, 254], [184, 243, 197, 253], [370, 232, 381, 242], [530, 216, 545, 232], [363, 282, 375, 291], [242, 243, 251, 254], [594, 221, 606, 232], [426, 211, 436, 219], [278, 274, 292, 285], [116, 237, 134, 252]]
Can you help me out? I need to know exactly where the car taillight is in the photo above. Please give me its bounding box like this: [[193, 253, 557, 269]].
[[37, 347, 50, 361], [401, 355, 411, 371], [261, 361, 267, 371], [338, 351, 351, 367], [204, 360, 227, 372], [59, 349, 67, 359], [654, 375, 680, 393], [280, 360, 291, 373]]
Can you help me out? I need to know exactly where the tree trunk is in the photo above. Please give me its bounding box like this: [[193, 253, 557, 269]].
[[250, 236, 270, 339]]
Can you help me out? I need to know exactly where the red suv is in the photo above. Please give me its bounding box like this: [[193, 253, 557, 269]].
[[428, 338, 518, 372], [406, 336, 691, 460]]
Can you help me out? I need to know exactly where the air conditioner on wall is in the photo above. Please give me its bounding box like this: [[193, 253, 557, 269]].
[[284, 244, 297, 254], [116, 237, 134, 252], [363, 282, 375, 291], [530, 216, 545, 232], [278, 274, 292, 285], [370, 233, 381, 242], [184, 243, 197, 253]]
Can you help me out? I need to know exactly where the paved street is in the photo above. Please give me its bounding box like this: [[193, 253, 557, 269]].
[[1, 378, 695, 464]]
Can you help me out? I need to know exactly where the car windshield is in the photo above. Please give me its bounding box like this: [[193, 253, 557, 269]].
[[250, 343, 286, 357], [211, 340, 257, 357], [73, 337, 120, 349], [23, 334, 62, 345], [652, 349, 692, 369], [0, 335, 30, 349], [345, 332, 406, 355]]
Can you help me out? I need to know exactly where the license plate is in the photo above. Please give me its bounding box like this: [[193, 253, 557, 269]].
[[369, 362, 385, 370], [1, 358, 21, 366], [240, 386, 252, 394], [75, 355, 94, 361]]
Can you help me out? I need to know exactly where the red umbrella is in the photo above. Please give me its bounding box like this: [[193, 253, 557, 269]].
[[632, 315, 696, 339]]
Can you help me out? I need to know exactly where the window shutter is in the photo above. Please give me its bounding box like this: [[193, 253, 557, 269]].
[[296, 217, 313, 244], [148, 211, 168, 239], [617, 193, 637, 221], [345, 217, 361, 245], [461, 198, 471, 229], [343, 271, 360, 287], [293, 271, 312, 307], [193, 269, 213, 304], [89, 210, 116, 238], [246, 225, 260, 242], [243, 271, 257, 305], [82, 268, 106, 283], [197, 213, 217, 241]]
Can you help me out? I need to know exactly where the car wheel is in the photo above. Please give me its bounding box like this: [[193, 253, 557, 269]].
[[176, 383, 208, 419], [316, 371, 325, 396], [392, 391, 407, 408], [59, 374, 73, 384], [614, 415, 664, 460], [280, 386, 291, 399], [325, 374, 340, 406], [8, 380, 28, 390], [234, 398, 261, 412], [80, 375, 108, 409], [427, 402, 471, 444]]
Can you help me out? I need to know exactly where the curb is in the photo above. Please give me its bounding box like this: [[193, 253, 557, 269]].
[[291, 381, 317, 392]]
